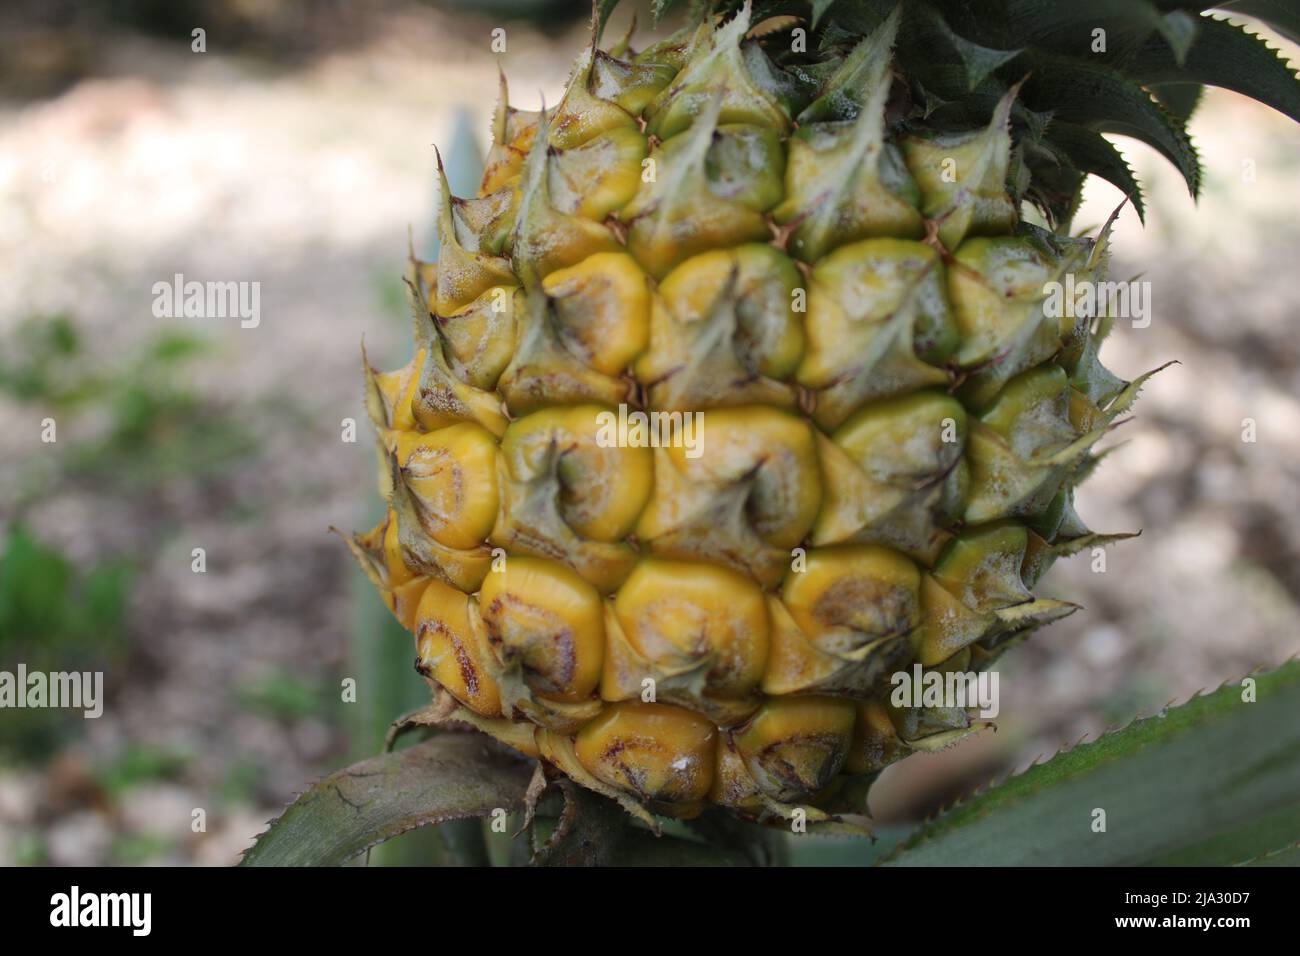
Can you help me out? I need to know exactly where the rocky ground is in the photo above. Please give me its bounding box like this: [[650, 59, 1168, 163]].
[[0, 6, 1297, 863]]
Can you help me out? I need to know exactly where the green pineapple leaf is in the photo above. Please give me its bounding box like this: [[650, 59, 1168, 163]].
[[1149, 80, 1204, 120], [1211, 0, 1300, 45], [1156, 9, 1200, 64], [1021, 55, 1202, 196], [809, 0, 840, 28], [881, 660, 1300, 866], [1130, 16, 1300, 124], [651, 0, 683, 26], [596, 0, 621, 37], [240, 733, 532, 866], [1042, 122, 1147, 222], [1240, 842, 1300, 867]]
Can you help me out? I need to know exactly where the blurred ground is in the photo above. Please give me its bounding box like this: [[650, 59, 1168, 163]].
[[0, 3, 1297, 864]]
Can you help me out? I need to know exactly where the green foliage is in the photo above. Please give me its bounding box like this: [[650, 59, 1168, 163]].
[[217, 757, 266, 806], [884, 661, 1300, 866], [237, 668, 322, 722], [598, 0, 1300, 227], [0, 524, 132, 759], [110, 832, 175, 866], [239, 734, 534, 866], [94, 743, 190, 798], [0, 524, 132, 657], [243, 662, 1300, 866], [0, 314, 258, 495], [0, 312, 266, 761]]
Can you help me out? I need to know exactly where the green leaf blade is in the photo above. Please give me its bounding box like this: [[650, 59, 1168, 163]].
[[884, 661, 1300, 866], [240, 734, 532, 866], [1043, 123, 1148, 222], [1022, 56, 1202, 196], [1132, 15, 1300, 125]]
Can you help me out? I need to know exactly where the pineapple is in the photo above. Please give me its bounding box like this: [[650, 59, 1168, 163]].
[[343, 1, 1300, 827]]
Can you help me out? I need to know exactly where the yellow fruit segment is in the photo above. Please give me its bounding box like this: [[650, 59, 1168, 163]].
[[414, 579, 502, 718], [479, 556, 605, 703], [574, 701, 717, 811], [391, 424, 500, 551], [845, 699, 908, 775], [729, 696, 856, 802], [548, 126, 647, 221], [496, 405, 652, 545], [372, 349, 425, 433], [635, 407, 820, 586], [782, 544, 921, 642], [610, 559, 768, 705], [541, 252, 651, 376]]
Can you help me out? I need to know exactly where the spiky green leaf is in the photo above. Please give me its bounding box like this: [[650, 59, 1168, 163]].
[[1212, 0, 1300, 45], [1131, 15, 1300, 124], [948, 37, 1023, 92], [1022, 56, 1201, 195], [650, 0, 681, 26], [1150, 80, 1205, 120], [810, 0, 839, 28], [883, 661, 1300, 866], [1044, 122, 1147, 221], [240, 733, 532, 866], [1157, 9, 1200, 63]]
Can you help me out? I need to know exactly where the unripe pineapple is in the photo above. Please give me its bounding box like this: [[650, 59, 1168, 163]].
[[343, 1, 1300, 828]]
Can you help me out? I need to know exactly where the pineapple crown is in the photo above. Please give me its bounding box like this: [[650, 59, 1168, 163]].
[[600, 0, 1300, 227]]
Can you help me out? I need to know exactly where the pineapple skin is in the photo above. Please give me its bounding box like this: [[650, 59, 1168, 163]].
[[345, 5, 1155, 827]]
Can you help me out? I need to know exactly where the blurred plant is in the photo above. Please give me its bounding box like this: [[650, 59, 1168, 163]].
[[111, 832, 174, 866], [93, 743, 190, 799], [0, 524, 131, 760], [423, 0, 592, 32], [0, 313, 261, 760], [237, 668, 321, 723], [0, 314, 257, 501], [0, 524, 132, 659]]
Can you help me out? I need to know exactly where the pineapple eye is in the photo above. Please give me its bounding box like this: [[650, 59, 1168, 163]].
[[479, 556, 605, 704], [635, 406, 821, 587], [723, 696, 857, 804], [414, 579, 503, 719], [492, 406, 651, 592], [574, 701, 718, 813], [390, 424, 500, 552], [541, 252, 651, 377], [607, 558, 769, 725], [782, 544, 921, 644], [703, 123, 784, 208]]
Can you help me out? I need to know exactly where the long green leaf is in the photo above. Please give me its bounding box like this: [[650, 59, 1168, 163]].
[[1150, 80, 1205, 121], [884, 661, 1300, 866], [240, 733, 532, 866], [943, 0, 1168, 59], [1240, 842, 1300, 866], [1044, 122, 1148, 221], [1212, 0, 1300, 44], [1130, 15, 1300, 124], [1022, 55, 1202, 195]]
